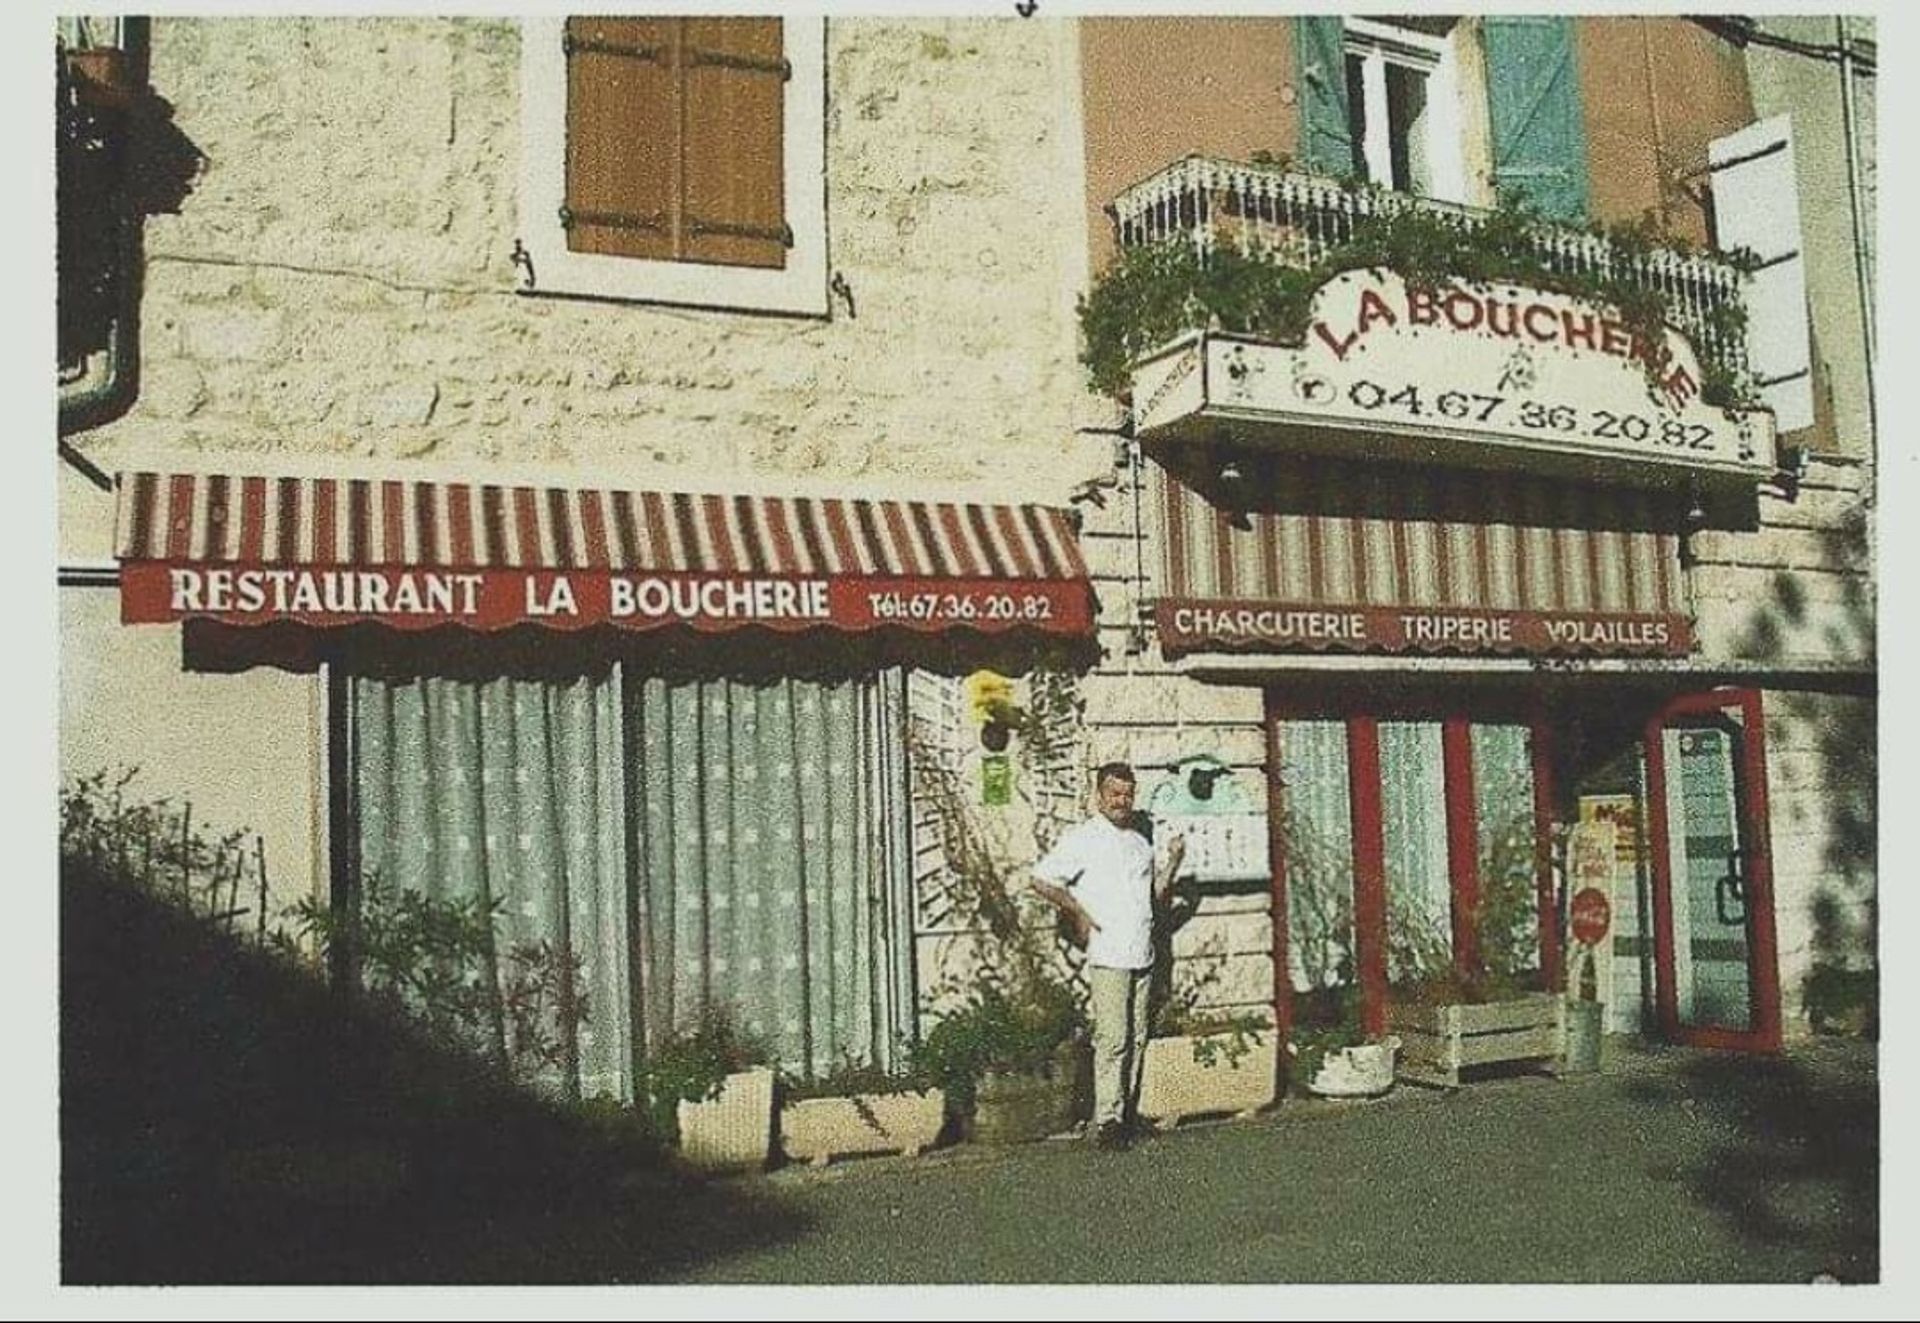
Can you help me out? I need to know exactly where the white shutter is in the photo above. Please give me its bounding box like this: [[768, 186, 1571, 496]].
[[1710, 115, 1815, 434], [906, 669, 967, 935]]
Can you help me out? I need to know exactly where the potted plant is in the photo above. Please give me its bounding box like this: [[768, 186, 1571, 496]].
[[912, 976, 1089, 1147], [1139, 1006, 1278, 1126], [1290, 987, 1399, 1099], [777, 1062, 946, 1167], [1385, 807, 1565, 1088], [640, 1011, 775, 1173], [1137, 932, 1278, 1125]]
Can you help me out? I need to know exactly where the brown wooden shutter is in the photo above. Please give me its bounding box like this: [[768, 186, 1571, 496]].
[[681, 18, 788, 270], [564, 17, 677, 260], [563, 16, 788, 271]]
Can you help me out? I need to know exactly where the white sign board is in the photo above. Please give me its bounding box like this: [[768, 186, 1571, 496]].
[[1153, 813, 1269, 883], [1132, 269, 1775, 484]]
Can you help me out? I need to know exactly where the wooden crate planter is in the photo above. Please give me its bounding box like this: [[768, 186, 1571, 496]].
[[676, 1067, 775, 1171], [1139, 1032, 1278, 1125], [1389, 992, 1564, 1088], [778, 1089, 946, 1167]]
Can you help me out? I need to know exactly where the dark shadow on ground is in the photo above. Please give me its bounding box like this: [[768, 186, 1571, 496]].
[[60, 861, 812, 1284], [1621, 1041, 1877, 1282]]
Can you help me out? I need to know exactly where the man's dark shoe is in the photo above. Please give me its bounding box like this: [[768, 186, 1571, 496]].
[[1093, 1120, 1130, 1151], [1123, 1116, 1161, 1143]]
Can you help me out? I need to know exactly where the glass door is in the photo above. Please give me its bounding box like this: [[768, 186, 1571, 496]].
[[1643, 690, 1781, 1051]]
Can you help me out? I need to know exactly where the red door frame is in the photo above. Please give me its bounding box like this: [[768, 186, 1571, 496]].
[[1642, 687, 1782, 1052], [1265, 688, 1559, 1045]]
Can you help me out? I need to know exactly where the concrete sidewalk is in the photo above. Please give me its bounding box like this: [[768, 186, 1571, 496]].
[[669, 1037, 1878, 1284]]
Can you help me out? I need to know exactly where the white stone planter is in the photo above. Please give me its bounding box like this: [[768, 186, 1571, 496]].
[[778, 1089, 946, 1167], [1305, 1036, 1401, 1098], [676, 1067, 775, 1172], [1139, 1031, 1279, 1125]]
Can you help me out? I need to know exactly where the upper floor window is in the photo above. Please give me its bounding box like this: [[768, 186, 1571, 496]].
[[1341, 18, 1468, 204], [518, 16, 827, 316]]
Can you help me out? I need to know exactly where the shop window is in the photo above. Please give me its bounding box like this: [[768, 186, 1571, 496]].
[[1470, 723, 1543, 983], [1272, 704, 1556, 1034], [1341, 18, 1470, 204], [344, 666, 913, 1089], [518, 16, 827, 315], [1275, 720, 1357, 994], [349, 670, 635, 1100], [1379, 721, 1451, 981], [628, 672, 916, 1079]]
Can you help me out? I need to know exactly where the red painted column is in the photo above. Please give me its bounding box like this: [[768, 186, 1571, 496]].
[[1442, 717, 1481, 979], [1739, 690, 1784, 1051], [1347, 715, 1389, 1039], [1643, 713, 1680, 1038]]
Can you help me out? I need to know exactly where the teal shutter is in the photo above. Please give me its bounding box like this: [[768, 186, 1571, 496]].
[[1294, 16, 1351, 176], [1484, 16, 1591, 222]]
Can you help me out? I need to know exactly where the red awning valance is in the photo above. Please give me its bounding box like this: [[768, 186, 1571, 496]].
[[116, 471, 1094, 638]]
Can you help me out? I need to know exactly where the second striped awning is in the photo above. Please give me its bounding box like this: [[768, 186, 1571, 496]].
[[116, 471, 1094, 638]]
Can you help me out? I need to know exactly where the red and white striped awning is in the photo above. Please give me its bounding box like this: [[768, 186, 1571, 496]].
[[117, 471, 1094, 637], [1153, 457, 1694, 658]]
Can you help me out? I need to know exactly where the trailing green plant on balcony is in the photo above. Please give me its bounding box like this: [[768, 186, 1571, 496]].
[[1079, 190, 1762, 410]]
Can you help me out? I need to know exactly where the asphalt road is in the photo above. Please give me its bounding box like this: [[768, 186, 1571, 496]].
[[667, 1038, 1877, 1284]]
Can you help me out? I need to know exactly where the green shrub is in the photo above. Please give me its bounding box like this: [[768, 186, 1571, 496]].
[[911, 980, 1085, 1113], [1804, 963, 1876, 1038], [1079, 188, 1760, 408]]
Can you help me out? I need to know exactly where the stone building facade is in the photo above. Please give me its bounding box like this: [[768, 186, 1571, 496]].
[[59, 15, 1874, 1089]]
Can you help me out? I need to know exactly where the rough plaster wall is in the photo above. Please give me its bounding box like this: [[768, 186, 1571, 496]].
[[1075, 450, 1275, 1018], [1077, 18, 1300, 273], [1763, 688, 1875, 1036], [60, 591, 323, 920], [1690, 456, 1874, 669], [60, 17, 1102, 564], [1578, 18, 1754, 247]]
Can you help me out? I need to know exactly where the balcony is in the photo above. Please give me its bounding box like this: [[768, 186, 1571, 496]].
[[1104, 156, 1774, 491]]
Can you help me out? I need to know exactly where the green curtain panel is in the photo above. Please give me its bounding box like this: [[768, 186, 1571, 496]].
[[1294, 16, 1353, 176], [1483, 15, 1592, 222], [1379, 721, 1452, 982], [351, 670, 633, 1102], [1277, 720, 1356, 991], [630, 671, 912, 1078], [1471, 724, 1540, 978]]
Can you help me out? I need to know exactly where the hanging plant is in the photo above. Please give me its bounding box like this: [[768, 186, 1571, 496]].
[[1079, 187, 1764, 410]]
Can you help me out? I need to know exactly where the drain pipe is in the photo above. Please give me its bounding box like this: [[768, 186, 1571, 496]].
[[57, 17, 148, 480], [1835, 16, 1877, 456]]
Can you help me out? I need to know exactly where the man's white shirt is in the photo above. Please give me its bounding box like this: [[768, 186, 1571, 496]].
[[1032, 815, 1156, 971]]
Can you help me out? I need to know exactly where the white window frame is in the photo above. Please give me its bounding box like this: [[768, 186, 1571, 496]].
[[1343, 18, 1469, 207], [517, 17, 828, 317]]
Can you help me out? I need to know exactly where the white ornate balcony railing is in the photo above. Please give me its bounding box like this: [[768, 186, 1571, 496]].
[[1109, 155, 1749, 378]]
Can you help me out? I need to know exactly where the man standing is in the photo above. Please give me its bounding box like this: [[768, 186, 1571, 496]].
[[1030, 762, 1185, 1151]]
